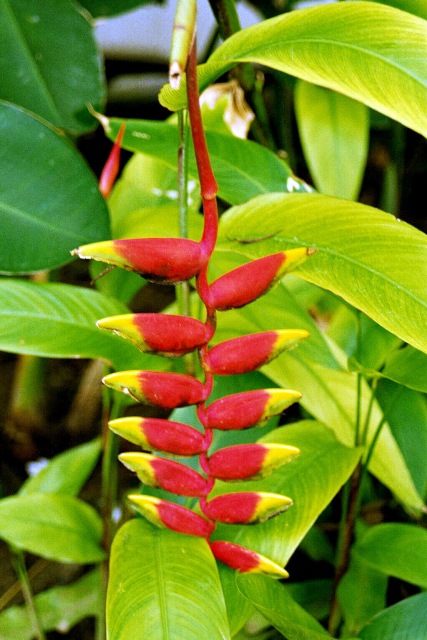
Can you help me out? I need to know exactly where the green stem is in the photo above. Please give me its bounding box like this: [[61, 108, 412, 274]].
[[12, 549, 46, 640]]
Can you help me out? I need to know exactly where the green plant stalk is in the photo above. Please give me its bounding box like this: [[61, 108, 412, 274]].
[[11, 548, 46, 640]]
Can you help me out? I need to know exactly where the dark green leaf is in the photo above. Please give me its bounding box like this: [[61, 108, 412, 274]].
[[359, 593, 427, 640], [0, 0, 105, 132], [0, 494, 105, 563], [0, 103, 110, 274], [107, 518, 230, 640], [79, 0, 163, 18]]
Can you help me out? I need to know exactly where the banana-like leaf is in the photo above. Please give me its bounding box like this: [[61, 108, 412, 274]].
[[359, 592, 427, 639], [0, 103, 110, 274], [107, 518, 230, 640], [0, 0, 104, 133], [0, 279, 162, 371], [160, 2, 427, 137], [218, 192, 427, 355], [295, 81, 369, 199], [0, 494, 105, 563]]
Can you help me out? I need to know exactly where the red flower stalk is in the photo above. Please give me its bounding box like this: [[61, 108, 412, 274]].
[[75, 33, 313, 578]]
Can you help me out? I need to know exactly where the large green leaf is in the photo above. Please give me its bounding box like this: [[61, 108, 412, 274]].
[[0, 279, 161, 371], [295, 81, 369, 199], [0, 494, 105, 563], [0, 0, 104, 133], [0, 570, 101, 640], [19, 438, 101, 497], [382, 345, 427, 393], [353, 523, 427, 588], [359, 593, 427, 640], [106, 118, 311, 205], [160, 2, 427, 137], [107, 518, 231, 640], [237, 574, 330, 639], [80, 0, 163, 18], [0, 103, 110, 274], [218, 193, 427, 354]]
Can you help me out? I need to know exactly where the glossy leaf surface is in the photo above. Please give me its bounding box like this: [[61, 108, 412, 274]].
[[0, 0, 104, 133], [359, 592, 427, 640], [160, 2, 427, 137], [0, 103, 110, 274], [218, 193, 427, 354], [0, 494, 105, 563], [81, 0, 161, 17], [107, 519, 230, 640]]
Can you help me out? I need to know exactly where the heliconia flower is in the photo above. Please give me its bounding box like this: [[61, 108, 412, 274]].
[[97, 313, 213, 357], [119, 452, 209, 497], [201, 491, 293, 524], [208, 248, 310, 311], [128, 494, 215, 537], [209, 540, 289, 578], [99, 123, 126, 198], [208, 443, 300, 481], [108, 416, 204, 456], [205, 388, 302, 431], [71, 237, 206, 284], [102, 370, 207, 408], [207, 329, 309, 375]]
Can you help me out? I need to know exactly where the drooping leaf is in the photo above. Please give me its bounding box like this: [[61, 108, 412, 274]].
[[359, 592, 427, 640], [353, 523, 427, 588], [160, 2, 427, 137], [382, 345, 427, 393], [0, 0, 105, 133], [218, 192, 427, 355], [19, 439, 101, 496], [0, 279, 163, 371], [107, 518, 231, 640], [0, 494, 105, 563], [0, 103, 110, 274], [80, 0, 163, 18], [295, 81, 369, 199], [106, 118, 312, 205], [237, 574, 330, 639], [0, 569, 101, 640]]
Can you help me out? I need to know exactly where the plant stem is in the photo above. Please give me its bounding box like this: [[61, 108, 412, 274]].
[[11, 549, 46, 640]]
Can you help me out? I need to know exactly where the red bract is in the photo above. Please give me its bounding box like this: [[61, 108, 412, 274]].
[[103, 370, 207, 408], [207, 329, 309, 375], [108, 416, 204, 456], [97, 313, 213, 357], [129, 495, 215, 537], [72, 237, 206, 283], [205, 389, 302, 430], [201, 492, 293, 524], [209, 541, 289, 578], [99, 123, 126, 198], [207, 248, 309, 311], [208, 443, 300, 481]]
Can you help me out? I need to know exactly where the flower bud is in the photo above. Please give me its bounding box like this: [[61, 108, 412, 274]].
[[120, 452, 209, 497], [208, 248, 309, 311], [108, 416, 204, 456], [97, 313, 212, 357], [202, 492, 293, 524], [103, 370, 206, 408], [129, 494, 215, 537], [207, 329, 309, 375], [209, 540, 289, 578], [72, 238, 206, 284], [99, 123, 126, 198], [208, 443, 300, 481], [205, 388, 302, 430]]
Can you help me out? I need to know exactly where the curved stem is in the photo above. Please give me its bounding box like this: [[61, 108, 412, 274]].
[[12, 549, 46, 640]]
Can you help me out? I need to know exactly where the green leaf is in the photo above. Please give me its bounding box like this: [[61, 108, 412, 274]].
[[338, 557, 388, 636], [353, 523, 427, 588], [0, 279, 162, 371], [107, 118, 312, 205], [369, 0, 427, 21], [0, 494, 105, 563], [382, 346, 427, 393], [107, 518, 231, 640], [0, 0, 105, 133], [0, 103, 110, 274], [359, 592, 427, 640], [19, 438, 101, 496], [237, 574, 330, 639], [80, 0, 163, 18], [212, 420, 361, 568], [160, 2, 427, 137], [295, 81, 369, 199], [0, 569, 101, 640], [218, 192, 427, 355]]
